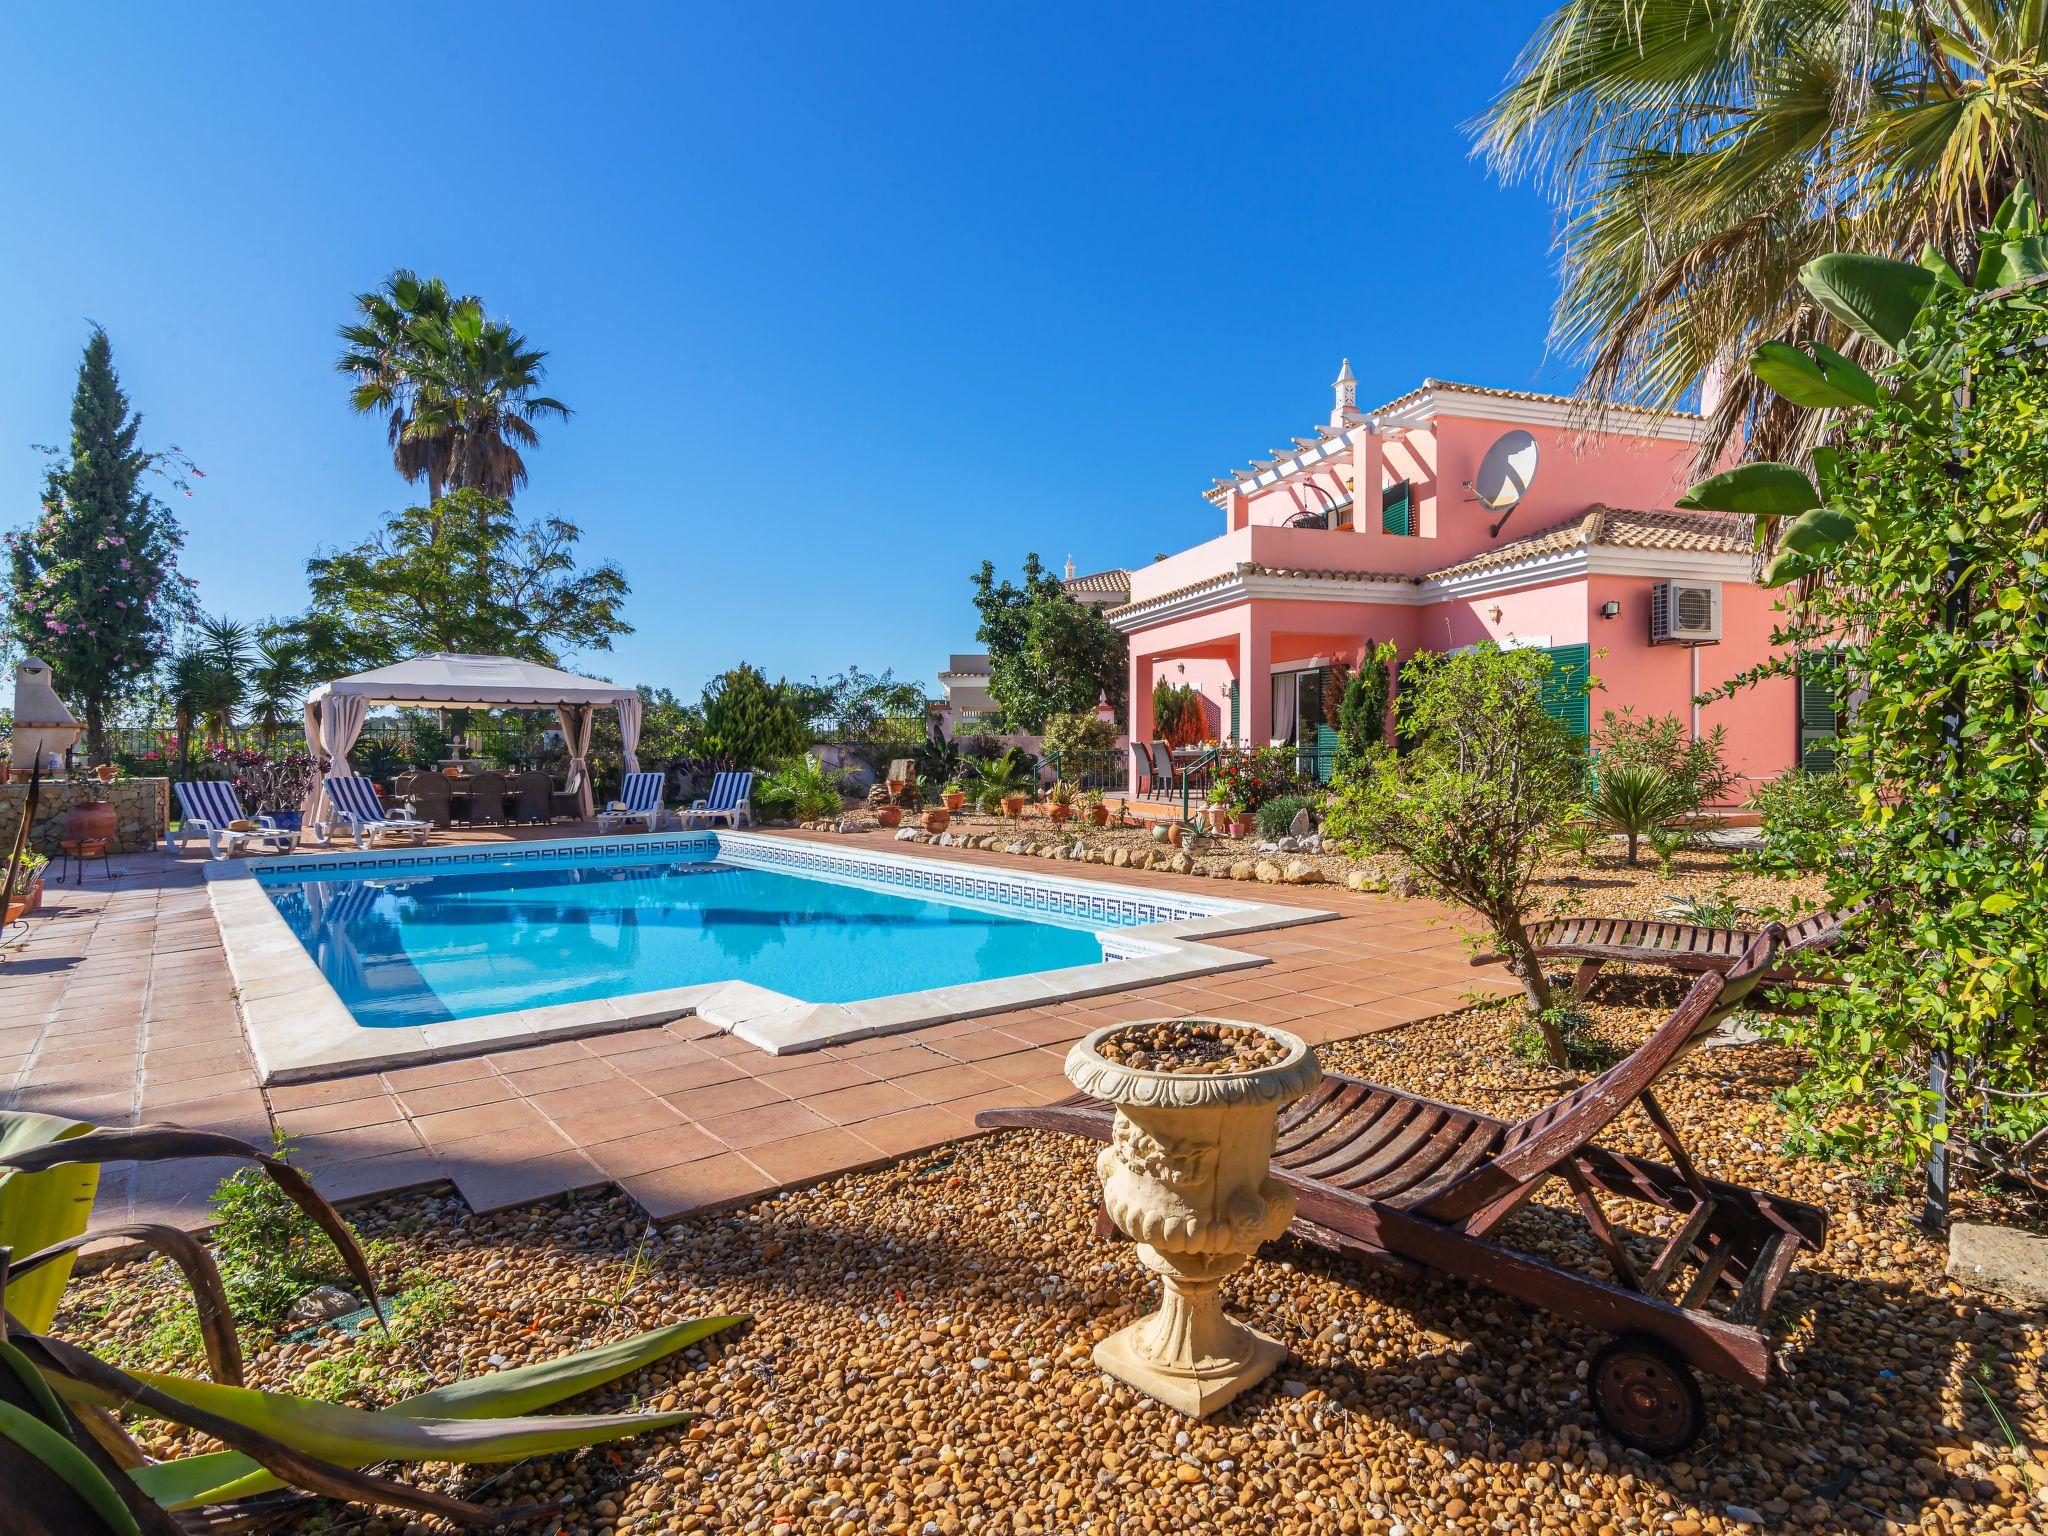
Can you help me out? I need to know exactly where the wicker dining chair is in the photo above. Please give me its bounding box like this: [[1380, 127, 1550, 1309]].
[[512, 770, 554, 824], [465, 770, 508, 825]]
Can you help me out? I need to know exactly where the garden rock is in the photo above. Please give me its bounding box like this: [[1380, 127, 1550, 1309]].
[[1946, 1223, 2048, 1306], [1282, 860, 1322, 885], [1254, 860, 1284, 884], [1228, 861, 1255, 880], [894, 828, 920, 842], [1277, 836, 1300, 853], [285, 1285, 358, 1325], [1288, 808, 1313, 838], [1167, 852, 1193, 874]]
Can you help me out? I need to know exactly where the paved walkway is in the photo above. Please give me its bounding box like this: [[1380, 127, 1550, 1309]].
[[0, 828, 1506, 1230]]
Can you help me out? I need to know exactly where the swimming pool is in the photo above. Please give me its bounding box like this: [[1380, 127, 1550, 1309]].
[[205, 832, 1332, 1082]]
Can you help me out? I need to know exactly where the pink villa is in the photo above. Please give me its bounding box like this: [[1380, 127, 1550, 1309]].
[[1107, 365, 1835, 799]]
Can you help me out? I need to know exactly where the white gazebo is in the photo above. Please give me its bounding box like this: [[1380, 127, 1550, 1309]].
[[300, 653, 643, 829]]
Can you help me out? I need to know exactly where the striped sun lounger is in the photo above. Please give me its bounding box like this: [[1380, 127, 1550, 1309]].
[[321, 774, 432, 849], [171, 780, 295, 859]]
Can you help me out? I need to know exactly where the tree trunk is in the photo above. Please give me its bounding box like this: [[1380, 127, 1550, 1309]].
[[1497, 913, 1567, 1066], [84, 696, 105, 766], [1625, 830, 1641, 865]]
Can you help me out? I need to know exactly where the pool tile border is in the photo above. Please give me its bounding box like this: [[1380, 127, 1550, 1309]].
[[205, 832, 1334, 1083]]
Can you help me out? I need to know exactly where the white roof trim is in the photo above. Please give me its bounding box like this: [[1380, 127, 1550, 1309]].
[[1378, 384, 1707, 444], [1420, 544, 1755, 601]]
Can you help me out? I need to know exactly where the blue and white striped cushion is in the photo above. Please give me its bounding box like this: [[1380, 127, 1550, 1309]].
[[325, 775, 387, 823], [176, 780, 247, 827], [618, 771, 663, 812], [706, 771, 752, 811]]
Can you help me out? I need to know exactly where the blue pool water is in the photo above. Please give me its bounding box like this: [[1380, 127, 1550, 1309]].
[[258, 842, 1113, 1028]]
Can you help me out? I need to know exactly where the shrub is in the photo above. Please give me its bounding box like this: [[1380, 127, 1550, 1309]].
[[1149, 680, 1209, 747], [1509, 1005, 1620, 1072], [1042, 711, 1113, 757], [1593, 707, 1736, 815], [964, 748, 1036, 812], [1208, 746, 1302, 813], [1335, 640, 1396, 773], [754, 753, 848, 822], [699, 663, 810, 768], [1745, 769, 1852, 873], [1324, 645, 1586, 1065], [1255, 793, 1317, 840], [1588, 763, 1689, 866]]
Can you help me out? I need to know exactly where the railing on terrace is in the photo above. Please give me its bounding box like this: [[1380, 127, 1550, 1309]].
[[1039, 749, 1123, 794]]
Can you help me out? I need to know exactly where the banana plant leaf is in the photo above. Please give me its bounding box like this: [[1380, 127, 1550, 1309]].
[[1751, 340, 1880, 410], [1676, 461, 1820, 517], [1800, 252, 1936, 352], [0, 1111, 99, 1332], [130, 1314, 745, 1509]]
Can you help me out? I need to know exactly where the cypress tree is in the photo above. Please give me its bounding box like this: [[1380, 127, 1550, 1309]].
[[698, 663, 810, 768], [5, 329, 192, 761]]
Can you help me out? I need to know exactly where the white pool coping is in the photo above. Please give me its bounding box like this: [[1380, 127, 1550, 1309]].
[[204, 831, 1334, 1083]]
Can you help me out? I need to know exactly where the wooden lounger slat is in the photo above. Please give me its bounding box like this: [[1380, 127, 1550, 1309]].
[[1304, 1105, 1448, 1187], [1280, 1098, 1425, 1179]]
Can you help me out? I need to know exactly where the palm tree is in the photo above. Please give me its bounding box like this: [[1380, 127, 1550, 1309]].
[[336, 271, 570, 501], [1476, 2, 2048, 468], [246, 630, 308, 748]]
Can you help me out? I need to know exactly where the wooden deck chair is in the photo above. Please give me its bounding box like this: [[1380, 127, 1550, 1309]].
[[1472, 902, 1866, 1001], [976, 927, 1828, 1455]]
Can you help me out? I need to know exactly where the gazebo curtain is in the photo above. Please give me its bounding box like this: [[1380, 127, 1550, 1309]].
[[616, 692, 644, 776], [299, 693, 371, 832], [555, 705, 596, 818]]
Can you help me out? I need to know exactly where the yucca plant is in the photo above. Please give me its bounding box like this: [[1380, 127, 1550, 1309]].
[[0, 1110, 743, 1530], [1588, 763, 1690, 867]]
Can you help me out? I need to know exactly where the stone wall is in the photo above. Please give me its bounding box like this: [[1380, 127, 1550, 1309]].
[[0, 777, 168, 855]]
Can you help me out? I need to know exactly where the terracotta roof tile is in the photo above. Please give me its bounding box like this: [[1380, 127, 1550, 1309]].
[[1421, 506, 1752, 582], [1367, 377, 1705, 422], [1061, 568, 1131, 595]]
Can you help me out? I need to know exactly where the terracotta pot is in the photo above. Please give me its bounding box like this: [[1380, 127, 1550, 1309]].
[[1002, 795, 1027, 819], [5, 878, 44, 923], [1166, 823, 1184, 848], [876, 806, 903, 828], [886, 778, 908, 797], [1087, 805, 1109, 826], [1231, 813, 1255, 838], [922, 807, 951, 833], [1048, 805, 1072, 823], [942, 791, 965, 811], [94, 762, 115, 783], [65, 800, 116, 846]]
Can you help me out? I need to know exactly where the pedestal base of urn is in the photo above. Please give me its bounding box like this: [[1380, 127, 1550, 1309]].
[[1093, 1254, 1288, 1417]]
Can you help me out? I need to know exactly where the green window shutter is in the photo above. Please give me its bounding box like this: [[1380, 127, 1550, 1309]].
[[1797, 653, 1840, 773], [1312, 723, 1338, 782], [1227, 680, 1240, 742], [1537, 644, 1592, 740], [1381, 481, 1411, 536]]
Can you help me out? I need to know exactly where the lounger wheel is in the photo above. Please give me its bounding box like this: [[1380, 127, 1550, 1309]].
[[1588, 1334, 1704, 1456]]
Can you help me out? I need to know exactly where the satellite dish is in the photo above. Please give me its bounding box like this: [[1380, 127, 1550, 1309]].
[[1471, 429, 1540, 513]]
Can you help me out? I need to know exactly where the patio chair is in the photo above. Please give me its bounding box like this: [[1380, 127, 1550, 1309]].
[[1128, 742, 1155, 798], [686, 769, 754, 829], [597, 770, 667, 833], [170, 781, 294, 859], [400, 771, 453, 828], [976, 927, 1828, 1455], [465, 770, 508, 825], [511, 770, 554, 824], [1147, 742, 1177, 801], [549, 767, 587, 821], [1471, 902, 1868, 1002], [320, 774, 431, 849]]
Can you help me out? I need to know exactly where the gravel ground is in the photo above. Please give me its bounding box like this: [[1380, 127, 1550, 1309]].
[[63, 982, 2043, 1536]]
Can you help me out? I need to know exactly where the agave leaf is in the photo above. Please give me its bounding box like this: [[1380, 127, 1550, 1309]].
[[1676, 462, 1820, 517], [0, 1111, 99, 1332], [132, 1315, 744, 1508], [1801, 253, 1937, 353], [1751, 341, 1880, 411], [0, 1399, 142, 1536], [13, 1223, 243, 1386]]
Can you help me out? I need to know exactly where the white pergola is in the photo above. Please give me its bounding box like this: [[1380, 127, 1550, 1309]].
[[300, 653, 643, 827]]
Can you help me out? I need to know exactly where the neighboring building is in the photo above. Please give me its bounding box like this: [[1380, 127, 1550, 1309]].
[[930, 562, 1133, 736], [1107, 363, 1822, 796]]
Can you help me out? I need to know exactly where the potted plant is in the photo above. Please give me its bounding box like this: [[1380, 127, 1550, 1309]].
[[965, 749, 1036, 819], [876, 804, 903, 828], [1081, 788, 1108, 826], [941, 779, 966, 812], [1044, 780, 1077, 823], [1205, 784, 1232, 833], [5, 850, 49, 921], [922, 805, 951, 833]]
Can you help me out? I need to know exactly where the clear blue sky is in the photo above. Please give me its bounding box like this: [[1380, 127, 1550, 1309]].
[[1, 2, 1566, 701]]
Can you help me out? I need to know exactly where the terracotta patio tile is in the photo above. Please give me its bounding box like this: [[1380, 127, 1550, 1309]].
[[616, 1152, 771, 1222], [483, 1039, 591, 1073], [410, 1097, 551, 1146], [587, 1122, 726, 1179], [268, 1074, 391, 1111], [697, 1098, 830, 1150], [274, 1092, 406, 1136], [452, 1149, 605, 1215], [394, 1074, 517, 1117], [382, 1056, 500, 1091], [291, 1119, 427, 1168], [430, 1121, 575, 1169], [852, 1044, 954, 1081], [629, 1057, 748, 1095], [525, 1077, 653, 1124], [663, 1076, 782, 1121], [744, 1127, 882, 1185], [495, 1055, 614, 1093], [803, 1079, 921, 1126], [932, 1030, 1028, 1064], [588, 1036, 708, 1069], [753, 1058, 867, 1097], [310, 1149, 447, 1204], [896, 1063, 1006, 1104], [850, 1105, 971, 1157]]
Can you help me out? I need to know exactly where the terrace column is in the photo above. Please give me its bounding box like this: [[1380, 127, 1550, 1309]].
[[1129, 649, 1154, 795], [1357, 430, 1384, 542], [1236, 613, 1272, 747]]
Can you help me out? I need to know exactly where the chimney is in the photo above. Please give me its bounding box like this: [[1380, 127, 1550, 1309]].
[[1331, 358, 1358, 426], [1064, 555, 1075, 581]]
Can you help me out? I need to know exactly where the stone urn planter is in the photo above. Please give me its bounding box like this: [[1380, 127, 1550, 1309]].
[[922, 807, 950, 834], [1065, 1018, 1321, 1416]]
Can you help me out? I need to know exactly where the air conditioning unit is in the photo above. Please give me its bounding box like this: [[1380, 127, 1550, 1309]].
[[1649, 579, 1721, 645]]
